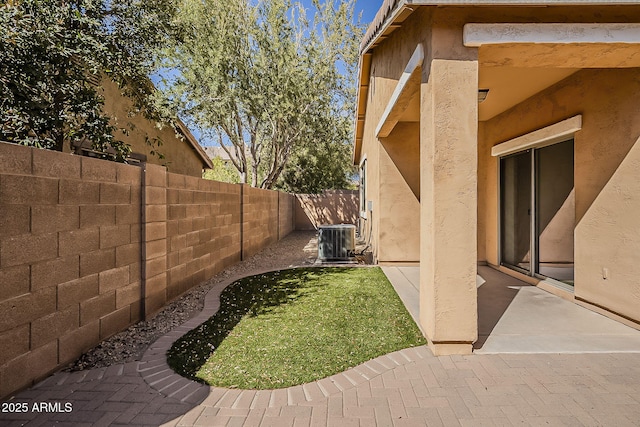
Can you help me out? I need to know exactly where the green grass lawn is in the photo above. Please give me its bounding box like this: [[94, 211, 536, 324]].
[[167, 267, 426, 389]]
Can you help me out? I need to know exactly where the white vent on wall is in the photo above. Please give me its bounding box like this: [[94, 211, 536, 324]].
[[318, 225, 356, 261]]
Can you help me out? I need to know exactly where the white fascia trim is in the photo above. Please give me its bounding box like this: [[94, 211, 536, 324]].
[[375, 44, 424, 138], [491, 115, 582, 157], [464, 23, 640, 47]]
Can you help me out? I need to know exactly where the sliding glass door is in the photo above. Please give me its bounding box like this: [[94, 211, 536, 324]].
[[535, 141, 575, 283], [500, 140, 575, 285], [500, 150, 532, 274]]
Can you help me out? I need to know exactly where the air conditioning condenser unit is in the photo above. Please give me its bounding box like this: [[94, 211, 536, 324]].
[[318, 224, 356, 261]]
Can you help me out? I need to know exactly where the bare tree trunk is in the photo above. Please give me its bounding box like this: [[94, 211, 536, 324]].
[[251, 162, 259, 187]]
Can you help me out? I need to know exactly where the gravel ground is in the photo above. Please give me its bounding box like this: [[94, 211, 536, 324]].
[[65, 231, 319, 371]]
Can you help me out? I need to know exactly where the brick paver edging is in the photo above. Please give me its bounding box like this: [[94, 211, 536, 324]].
[[137, 265, 425, 407]]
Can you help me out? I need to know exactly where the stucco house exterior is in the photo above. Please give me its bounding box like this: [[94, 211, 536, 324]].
[[354, 0, 640, 355], [73, 78, 213, 177]]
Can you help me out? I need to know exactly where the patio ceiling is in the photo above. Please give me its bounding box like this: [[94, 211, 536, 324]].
[[478, 67, 579, 121], [477, 41, 640, 121]]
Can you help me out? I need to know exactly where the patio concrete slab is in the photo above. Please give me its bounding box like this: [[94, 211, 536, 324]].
[[382, 264, 640, 354], [476, 268, 640, 354]]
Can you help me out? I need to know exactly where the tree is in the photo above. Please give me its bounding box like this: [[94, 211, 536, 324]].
[[277, 114, 356, 193], [0, 0, 177, 160], [155, 0, 363, 189], [203, 157, 242, 184]]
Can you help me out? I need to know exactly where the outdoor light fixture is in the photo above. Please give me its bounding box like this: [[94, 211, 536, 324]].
[[478, 89, 489, 103]]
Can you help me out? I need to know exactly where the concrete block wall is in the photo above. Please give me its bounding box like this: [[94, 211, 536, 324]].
[[0, 142, 296, 398], [242, 185, 279, 259], [295, 190, 359, 230], [165, 173, 241, 303], [278, 192, 296, 240], [143, 164, 169, 317], [0, 142, 143, 398]]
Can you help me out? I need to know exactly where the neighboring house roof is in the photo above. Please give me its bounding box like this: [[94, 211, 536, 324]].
[[175, 120, 214, 169], [203, 146, 235, 161], [203, 145, 253, 166]]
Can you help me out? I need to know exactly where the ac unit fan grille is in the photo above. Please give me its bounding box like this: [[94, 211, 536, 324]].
[[318, 225, 356, 261]]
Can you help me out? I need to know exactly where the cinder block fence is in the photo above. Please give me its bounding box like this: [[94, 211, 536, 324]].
[[0, 142, 295, 399]]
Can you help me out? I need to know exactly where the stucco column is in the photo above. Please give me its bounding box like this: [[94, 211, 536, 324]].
[[420, 58, 478, 355]]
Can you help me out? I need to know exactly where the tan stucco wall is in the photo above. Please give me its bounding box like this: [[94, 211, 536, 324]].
[[380, 123, 420, 199], [358, 7, 479, 352], [101, 79, 205, 177], [477, 123, 492, 263], [444, 4, 640, 265], [357, 8, 432, 263], [577, 137, 640, 322], [480, 68, 640, 323], [420, 8, 480, 353], [378, 122, 420, 262], [360, 5, 640, 262], [358, 5, 640, 350], [356, 10, 428, 262]]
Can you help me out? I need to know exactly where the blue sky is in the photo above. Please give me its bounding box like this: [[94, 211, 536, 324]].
[[357, 0, 383, 24], [356, 0, 383, 23]]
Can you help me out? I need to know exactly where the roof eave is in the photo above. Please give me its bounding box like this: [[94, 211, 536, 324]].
[[354, 1, 415, 164], [175, 120, 214, 170], [352, 0, 640, 164]]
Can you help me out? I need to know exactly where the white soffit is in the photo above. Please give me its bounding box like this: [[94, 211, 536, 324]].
[[491, 115, 582, 157], [375, 44, 424, 138], [464, 23, 640, 47]]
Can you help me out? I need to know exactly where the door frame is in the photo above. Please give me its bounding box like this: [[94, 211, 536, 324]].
[[493, 116, 581, 283]]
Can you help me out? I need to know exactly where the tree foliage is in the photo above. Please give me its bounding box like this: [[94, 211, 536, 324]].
[[277, 116, 356, 193], [0, 0, 177, 160], [156, 0, 363, 189], [203, 157, 242, 184]]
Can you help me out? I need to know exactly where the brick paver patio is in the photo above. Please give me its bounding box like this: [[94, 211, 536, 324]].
[[3, 271, 640, 426]]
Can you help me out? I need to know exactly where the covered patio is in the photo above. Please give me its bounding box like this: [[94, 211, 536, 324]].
[[355, 2, 640, 355], [382, 265, 640, 354]]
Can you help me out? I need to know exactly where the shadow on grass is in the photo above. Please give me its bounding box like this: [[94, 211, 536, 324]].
[[167, 267, 345, 382]]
